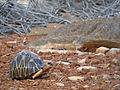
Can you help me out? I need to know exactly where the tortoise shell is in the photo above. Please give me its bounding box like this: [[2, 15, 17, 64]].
[[9, 50, 45, 79]]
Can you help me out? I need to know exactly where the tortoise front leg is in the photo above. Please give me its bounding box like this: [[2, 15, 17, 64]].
[[32, 69, 43, 79]]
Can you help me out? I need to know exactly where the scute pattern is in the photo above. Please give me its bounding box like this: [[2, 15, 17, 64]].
[[9, 50, 45, 79]]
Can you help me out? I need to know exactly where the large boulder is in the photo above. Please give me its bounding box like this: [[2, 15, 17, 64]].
[[27, 15, 120, 50]]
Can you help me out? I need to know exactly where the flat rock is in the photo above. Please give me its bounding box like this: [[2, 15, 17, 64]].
[[51, 72, 58, 77], [55, 83, 64, 87], [112, 84, 120, 90], [71, 86, 78, 90], [32, 81, 39, 86], [83, 85, 89, 88], [27, 15, 120, 50], [96, 46, 109, 54], [103, 74, 111, 81], [94, 53, 105, 56], [77, 66, 97, 71], [0, 35, 5, 39], [56, 60, 72, 65], [19, 88, 25, 90], [114, 74, 120, 79], [112, 58, 118, 64], [77, 58, 86, 64], [9, 87, 25, 90], [68, 76, 84, 81], [7, 40, 17, 44], [109, 48, 120, 53]]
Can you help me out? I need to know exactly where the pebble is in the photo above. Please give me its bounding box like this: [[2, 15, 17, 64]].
[[32, 81, 39, 86], [109, 48, 120, 53], [83, 85, 89, 88], [94, 53, 105, 56], [27, 79, 35, 82], [7, 40, 17, 44], [55, 83, 64, 87], [51, 80, 55, 82], [56, 60, 72, 65], [112, 58, 118, 64], [77, 66, 97, 71], [9, 87, 15, 90], [23, 37, 27, 44], [77, 51, 86, 56], [91, 76, 98, 80], [96, 46, 109, 54], [77, 58, 86, 64], [112, 84, 120, 90], [19, 88, 25, 90], [103, 74, 111, 81], [0, 35, 5, 39], [114, 74, 120, 79], [51, 72, 58, 77], [71, 86, 77, 90], [9, 87, 25, 90], [68, 76, 84, 81]]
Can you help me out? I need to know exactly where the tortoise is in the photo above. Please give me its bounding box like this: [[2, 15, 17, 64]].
[[9, 50, 53, 79]]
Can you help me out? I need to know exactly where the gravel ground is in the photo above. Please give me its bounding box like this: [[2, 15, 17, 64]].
[[0, 34, 120, 90]]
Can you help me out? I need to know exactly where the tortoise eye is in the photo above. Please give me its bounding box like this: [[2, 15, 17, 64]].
[[41, 66, 43, 69], [47, 62, 53, 65]]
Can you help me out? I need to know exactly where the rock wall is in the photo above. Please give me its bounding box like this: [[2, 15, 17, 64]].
[[27, 15, 120, 50]]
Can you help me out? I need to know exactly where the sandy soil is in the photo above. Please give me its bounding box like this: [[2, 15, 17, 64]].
[[0, 34, 120, 90]]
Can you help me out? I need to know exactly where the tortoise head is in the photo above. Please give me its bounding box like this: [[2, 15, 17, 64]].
[[42, 61, 53, 72]]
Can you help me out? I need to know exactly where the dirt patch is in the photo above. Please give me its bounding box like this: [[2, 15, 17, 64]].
[[0, 34, 120, 89]]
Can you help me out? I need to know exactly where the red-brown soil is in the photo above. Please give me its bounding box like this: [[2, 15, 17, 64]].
[[0, 34, 120, 90]]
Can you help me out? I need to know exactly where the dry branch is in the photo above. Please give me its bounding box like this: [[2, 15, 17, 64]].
[[0, 0, 120, 36], [0, 1, 70, 36]]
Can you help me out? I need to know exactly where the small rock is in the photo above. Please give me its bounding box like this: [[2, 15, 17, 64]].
[[103, 64, 110, 68], [56, 60, 72, 65], [109, 48, 120, 53], [9, 87, 15, 90], [19, 88, 25, 90], [112, 84, 120, 90], [68, 76, 84, 81], [114, 74, 120, 79], [7, 40, 17, 44], [51, 80, 55, 82], [27, 79, 35, 82], [94, 53, 105, 56], [84, 85, 89, 88], [0, 35, 5, 39], [96, 46, 109, 54], [71, 86, 77, 90], [32, 81, 39, 86], [77, 66, 97, 71], [91, 76, 98, 80], [55, 83, 64, 87], [103, 74, 111, 81], [61, 62, 71, 65], [112, 58, 118, 64], [23, 37, 27, 44], [77, 51, 86, 56], [77, 58, 86, 64], [51, 72, 58, 77]]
